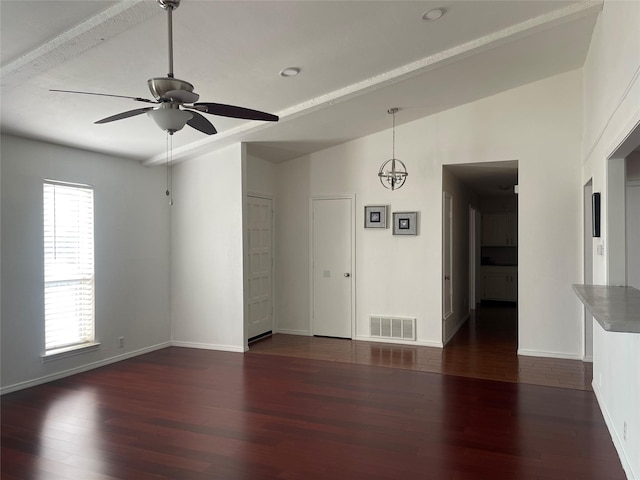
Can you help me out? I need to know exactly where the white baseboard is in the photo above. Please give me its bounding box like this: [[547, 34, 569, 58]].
[[355, 335, 443, 348], [1, 342, 171, 395], [443, 314, 469, 345], [517, 348, 583, 361], [170, 341, 245, 353], [274, 328, 311, 336], [592, 381, 636, 479], [583, 355, 593, 363]]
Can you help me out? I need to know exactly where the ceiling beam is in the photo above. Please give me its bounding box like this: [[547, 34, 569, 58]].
[[1, 1, 161, 90]]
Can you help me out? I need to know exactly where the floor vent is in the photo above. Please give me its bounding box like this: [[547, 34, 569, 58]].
[[370, 316, 416, 341]]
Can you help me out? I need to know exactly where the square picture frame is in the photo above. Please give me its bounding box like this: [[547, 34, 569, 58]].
[[364, 205, 388, 229], [393, 211, 418, 235]]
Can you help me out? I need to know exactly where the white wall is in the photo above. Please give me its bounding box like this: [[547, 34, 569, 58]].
[[582, 1, 640, 477], [274, 155, 311, 335], [628, 153, 640, 180], [1, 134, 171, 393], [275, 69, 583, 353], [246, 153, 276, 196], [170, 143, 246, 352]]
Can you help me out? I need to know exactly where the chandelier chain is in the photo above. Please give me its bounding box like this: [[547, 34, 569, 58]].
[[392, 110, 395, 159]]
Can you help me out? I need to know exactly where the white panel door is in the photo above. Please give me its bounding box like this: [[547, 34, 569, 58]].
[[247, 196, 273, 339], [443, 192, 453, 320], [312, 197, 353, 338]]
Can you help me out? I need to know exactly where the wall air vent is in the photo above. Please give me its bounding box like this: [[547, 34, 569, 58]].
[[369, 316, 416, 341]]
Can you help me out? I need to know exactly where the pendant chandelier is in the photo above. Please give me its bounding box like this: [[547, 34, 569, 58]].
[[378, 107, 408, 191]]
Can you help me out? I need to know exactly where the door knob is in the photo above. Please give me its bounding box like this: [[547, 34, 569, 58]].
[[344, 273, 351, 277]]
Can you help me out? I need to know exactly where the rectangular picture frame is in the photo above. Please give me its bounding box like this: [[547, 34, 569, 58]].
[[393, 211, 418, 235], [364, 205, 388, 229]]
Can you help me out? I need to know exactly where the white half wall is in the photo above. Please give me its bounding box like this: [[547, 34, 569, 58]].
[[170, 143, 246, 352], [275, 69, 583, 353], [1, 135, 171, 392], [582, 1, 640, 477]]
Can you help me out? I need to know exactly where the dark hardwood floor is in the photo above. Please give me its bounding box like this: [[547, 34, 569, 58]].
[[250, 304, 593, 391], [2, 307, 623, 479]]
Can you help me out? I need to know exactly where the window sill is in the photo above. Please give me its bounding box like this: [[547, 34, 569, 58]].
[[42, 343, 101, 363]]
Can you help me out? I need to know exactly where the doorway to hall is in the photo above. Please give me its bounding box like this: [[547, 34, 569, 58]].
[[442, 161, 519, 356]]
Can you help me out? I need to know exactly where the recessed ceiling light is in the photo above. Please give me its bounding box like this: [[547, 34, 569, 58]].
[[280, 67, 301, 77], [422, 8, 445, 21]]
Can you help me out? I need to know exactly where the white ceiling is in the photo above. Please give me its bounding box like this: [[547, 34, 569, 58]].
[[1, 1, 601, 166]]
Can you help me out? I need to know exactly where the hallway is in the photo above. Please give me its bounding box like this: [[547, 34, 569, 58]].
[[249, 305, 593, 391]]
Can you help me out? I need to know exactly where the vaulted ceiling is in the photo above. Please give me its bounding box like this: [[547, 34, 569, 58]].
[[1, 1, 601, 166]]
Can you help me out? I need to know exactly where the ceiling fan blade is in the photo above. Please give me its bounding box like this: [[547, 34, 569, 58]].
[[193, 103, 279, 122], [51, 89, 158, 104], [95, 107, 154, 124], [185, 110, 217, 135]]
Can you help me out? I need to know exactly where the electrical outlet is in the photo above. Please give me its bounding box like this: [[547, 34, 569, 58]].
[[623, 422, 627, 442], [118, 337, 124, 348]]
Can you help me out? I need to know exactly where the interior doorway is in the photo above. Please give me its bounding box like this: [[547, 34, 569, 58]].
[[607, 122, 640, 287], [625, 155, 640, 289], [442, 161, 519, 355]]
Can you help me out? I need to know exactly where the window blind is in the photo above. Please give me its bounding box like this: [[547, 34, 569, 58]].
[[43, 181, 95, 352]]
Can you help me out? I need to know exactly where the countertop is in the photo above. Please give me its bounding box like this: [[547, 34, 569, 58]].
[[572, 284, 640, 334]]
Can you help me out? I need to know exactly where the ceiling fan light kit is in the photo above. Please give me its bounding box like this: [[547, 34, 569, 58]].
[[148, 105, 193, 133], [51, 0, 278, 137]]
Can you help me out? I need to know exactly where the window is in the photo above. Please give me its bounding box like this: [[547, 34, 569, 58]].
[[43, 181, 95, 354]]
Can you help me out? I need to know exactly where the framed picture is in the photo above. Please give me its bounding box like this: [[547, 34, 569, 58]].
[[364, 205, 388, 229], [393, 211, 418, 235]]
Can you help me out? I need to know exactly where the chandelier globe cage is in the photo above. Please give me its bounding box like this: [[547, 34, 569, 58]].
[[378, 108, 408, 191]]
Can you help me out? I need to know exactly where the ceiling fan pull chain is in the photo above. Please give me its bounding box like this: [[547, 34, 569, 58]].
[[169, 133, 174, 206], [170, 134, 174, 205], [166, 131, 171, 199]]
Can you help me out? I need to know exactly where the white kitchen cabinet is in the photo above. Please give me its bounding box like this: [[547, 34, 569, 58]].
[[481, 213, 517, 246], [481, 266, 517, 302]]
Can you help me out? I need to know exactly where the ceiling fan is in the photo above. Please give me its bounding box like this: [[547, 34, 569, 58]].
[[51, 0, 279, 136]]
